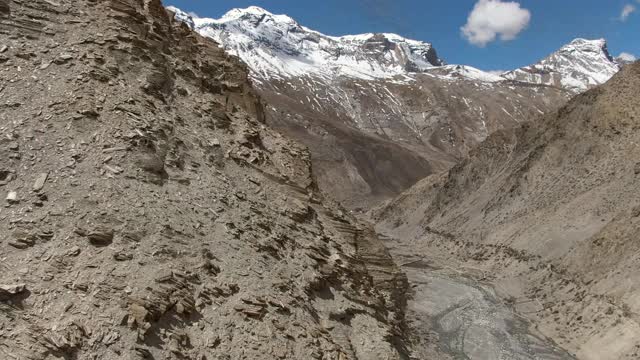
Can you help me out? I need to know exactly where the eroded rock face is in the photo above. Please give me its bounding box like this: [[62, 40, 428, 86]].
[[0, 1, 407, 359]]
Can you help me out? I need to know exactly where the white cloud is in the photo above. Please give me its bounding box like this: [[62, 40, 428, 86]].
[[620, 4, 636, 21], [462, 0, 531, 47], [618, 52, 637, 62]]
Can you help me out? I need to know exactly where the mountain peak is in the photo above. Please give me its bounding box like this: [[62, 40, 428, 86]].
[[220, 6, 297, 24], [568, 38, 606, 47], [238, 5, 271, 14], [562, 38, 612, 59], [503, 38, 619, 92], [169, 5, 445, 80], [616, 52, 637, 65]]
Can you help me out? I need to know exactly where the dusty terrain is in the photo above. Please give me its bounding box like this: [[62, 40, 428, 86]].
[[374, 62, 640, 359], [0, 1, 411, 359]]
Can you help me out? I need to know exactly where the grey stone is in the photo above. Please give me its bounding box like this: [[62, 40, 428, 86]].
[[5, 191, 17, 203], [54, 53, 74, 64], [0, 284, 27, 300], [87, 228, 114, 246], [33, 172, 49, 192]]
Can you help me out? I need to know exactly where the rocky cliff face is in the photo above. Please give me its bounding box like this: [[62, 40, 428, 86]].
[[0, 1, 408, 359], [374, 62, 640, 360]]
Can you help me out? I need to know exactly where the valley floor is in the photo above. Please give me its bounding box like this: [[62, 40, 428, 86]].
[[380, 234, 575, 360]]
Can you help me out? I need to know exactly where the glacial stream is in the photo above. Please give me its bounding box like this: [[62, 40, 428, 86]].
[[381, 234, 575, 360], [404, 264, 575, 360]]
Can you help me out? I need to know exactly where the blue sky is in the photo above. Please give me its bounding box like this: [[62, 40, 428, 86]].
[[164, 0, 639, 71]]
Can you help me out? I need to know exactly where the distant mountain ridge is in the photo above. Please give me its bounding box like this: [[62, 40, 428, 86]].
[[168, 6, 621, 91], [167, 6, 507, 83], [166, 5, 622, 208]]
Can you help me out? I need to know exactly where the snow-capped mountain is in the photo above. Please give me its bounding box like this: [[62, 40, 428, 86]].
[[616, 53, 637, 65], [168, 6, 454, 81], [166, 5, 621, 207], [169, 6, 621, 91], [503, 38, 621, 92]]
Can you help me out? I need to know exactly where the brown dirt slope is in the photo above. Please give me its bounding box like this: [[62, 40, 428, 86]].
[[0, 1, 409, 359], [260, 74, 569, 209], [374, 62, 640, 360]]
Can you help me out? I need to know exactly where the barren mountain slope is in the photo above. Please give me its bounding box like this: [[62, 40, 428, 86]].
[[260, 74, 570, 209], [0, 1, 412, 359], [374, 62, 640, 359]]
